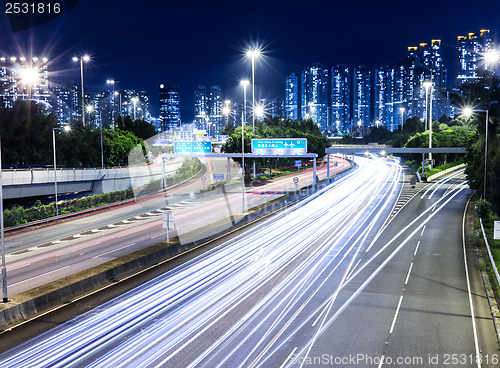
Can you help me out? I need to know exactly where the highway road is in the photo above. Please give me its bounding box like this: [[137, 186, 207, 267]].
[[1, 157, 497, 368], [2, 155, 349, 295]]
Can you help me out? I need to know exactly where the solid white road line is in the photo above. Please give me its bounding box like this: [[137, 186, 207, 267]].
[[462, 194, 481, 368], [92, 243, 136, 258], [10, 266, 70, 286]]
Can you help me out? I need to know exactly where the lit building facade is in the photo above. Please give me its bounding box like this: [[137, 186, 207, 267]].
[[301, 63, 329, 130], [331, 65, 352, 133], [0, 56, 50, 109], [159, 84, 181, 131], [456, 29, 494, 86], [285, 73, 298, 120], [353, 66, 371, 129]]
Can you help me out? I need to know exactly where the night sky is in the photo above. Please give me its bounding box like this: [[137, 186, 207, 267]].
[[0, 0, 499, 120]]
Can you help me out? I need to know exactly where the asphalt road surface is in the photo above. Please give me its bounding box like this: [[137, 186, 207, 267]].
[[0, 157, 498, 368]]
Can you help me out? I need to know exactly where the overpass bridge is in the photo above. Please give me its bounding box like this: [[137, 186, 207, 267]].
[[326, 145, 466, 155]]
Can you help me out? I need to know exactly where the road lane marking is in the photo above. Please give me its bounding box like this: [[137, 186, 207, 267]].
[[10, 266, 70, 286], [389, 295, 404, 334], [462, 194, 481, 368], [420, 225, 426, 237], [405, 263, 414, 285], [92, 243, 136, 258], [280, 347, 297, 368], [378, 355, 385, 368], [414, 241, 420, 256]]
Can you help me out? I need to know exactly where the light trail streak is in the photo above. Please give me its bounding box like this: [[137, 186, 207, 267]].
[[259, 180, 469, 368], [1, 157, 405, 368]]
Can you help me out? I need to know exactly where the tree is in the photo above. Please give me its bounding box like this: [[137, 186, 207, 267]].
[[103, 129, 143, 166], [117, 115, 157, 140], [0, 100, 58, 166]]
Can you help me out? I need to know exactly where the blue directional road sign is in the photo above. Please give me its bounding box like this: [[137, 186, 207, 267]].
[[192, 141, 212, 153], [174, 141, 212, 153], [251, 138, 307, 155], [213, 174, 225, 180], [174, 141, 193, 153]]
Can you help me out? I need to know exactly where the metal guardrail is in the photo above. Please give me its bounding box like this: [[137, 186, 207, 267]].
[[480, 218, 500, 287]]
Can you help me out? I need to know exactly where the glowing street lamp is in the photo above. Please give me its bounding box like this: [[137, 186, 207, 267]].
[[53, 125, 71, 217], [484, 49, 500, 65], [399, 107, 405, 130], [131, 97, 139, 120], [246, 48, 261, 179], [223, 100, 231, 126], [462, 106, 489, 199], [73, 55, 90, 127], [255, 104, 264, 119]]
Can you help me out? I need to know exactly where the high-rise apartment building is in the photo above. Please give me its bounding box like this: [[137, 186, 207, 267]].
[[375, 40, 450, 131], [331, 65, 352, 133], [285, 73, 298, 120], [353, 66, 371, 128], [159, 84, 181, 131], [194, 85, 207, 126], [301, 63, 329, 130], [0, 56, 50, 109], [456, 29, 494, 86], [208, 85, 222, 134]]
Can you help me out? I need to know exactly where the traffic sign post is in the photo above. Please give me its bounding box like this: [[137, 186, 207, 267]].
[[293, 176, 299, 192], [162, 211, 175, 243], [201, 176, 207, 193], [494, 221, 500, 240]]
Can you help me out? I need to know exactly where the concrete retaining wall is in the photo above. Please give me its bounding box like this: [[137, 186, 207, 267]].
[[1, 161, 182, 199]]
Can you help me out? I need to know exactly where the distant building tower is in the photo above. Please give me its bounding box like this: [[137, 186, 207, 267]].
[[456, 29, 494, 86], [331, 65, 352, 133], [301, 63, 329, 130], [285, 73, 298, 120], [353, 66, 371, 130], [194, 85, 207, 126], [0, 56, 50, 109], [207, 85, 222, 134], [52, 82, 72, 124], [159, 84, 181, 131]]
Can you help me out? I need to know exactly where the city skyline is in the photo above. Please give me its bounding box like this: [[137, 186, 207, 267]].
[[0, 27, 496, 134], [0, 0, 498, 121]]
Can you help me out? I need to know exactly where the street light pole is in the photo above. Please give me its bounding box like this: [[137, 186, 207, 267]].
[[52, 128, 59, 217], [423, 81, 433, 167], [73, 55, 90, 127], [246, 48, 260, 179], [0, 135, 7, 302], [53, 125, 71, 217], [132, 97, 138, 120], [241, 79, 249, 213], [484, 109, 489, 200], [462, 107, 490, 200]]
